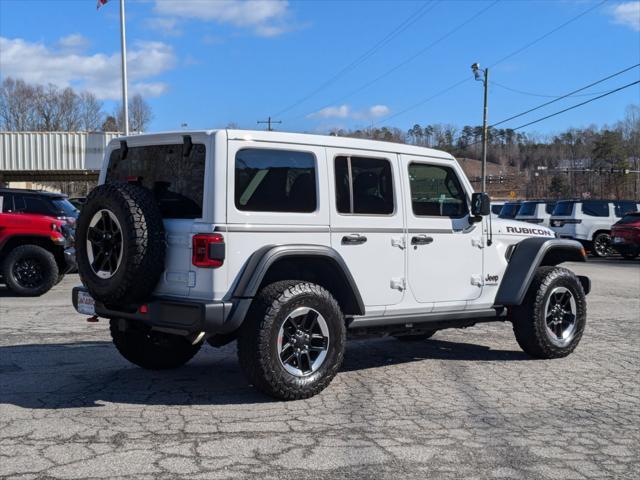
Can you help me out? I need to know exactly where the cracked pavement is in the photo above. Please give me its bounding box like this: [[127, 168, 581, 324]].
[[1, 259, 639, 479]]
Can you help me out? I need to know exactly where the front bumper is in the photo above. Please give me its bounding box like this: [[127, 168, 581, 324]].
[[72, 286, 249, 335]]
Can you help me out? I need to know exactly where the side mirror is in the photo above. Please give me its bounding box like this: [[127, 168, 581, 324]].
[[471, 192, 491, 217]]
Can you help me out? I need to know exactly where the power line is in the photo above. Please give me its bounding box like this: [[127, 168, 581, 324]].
[[257, 116, 282, 131], [371, 0, 608, 127], [491, 81, 611, 98], [273, 0, 438, 118], [294, 0, 500, 121], [508, 80, 640, 131], [491, 63, 639, 127]]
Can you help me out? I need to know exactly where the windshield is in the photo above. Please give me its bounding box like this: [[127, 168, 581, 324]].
[[51, 198, 79, 218], [499, 203, 521, 218], [106, 143, 206, 219], [552, 201, 575, 216], [616, 213, 640, 225], [518, 202, 538, 216]]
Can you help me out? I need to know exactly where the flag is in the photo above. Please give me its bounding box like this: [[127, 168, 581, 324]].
[[97, 0, 109, 10]]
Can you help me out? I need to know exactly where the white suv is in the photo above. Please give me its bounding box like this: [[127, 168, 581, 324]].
[[71, 130, 590, 399], [550, 199, 640, 257], [516, 200, 556, 228]]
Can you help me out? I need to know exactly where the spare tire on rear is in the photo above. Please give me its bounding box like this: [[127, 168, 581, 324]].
[[76, 182, 165, 305]]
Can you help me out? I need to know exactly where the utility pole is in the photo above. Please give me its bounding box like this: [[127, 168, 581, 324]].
[[257, 117, 282, 131], [119, 0, 129, 135], [471, 63, 489, 192]]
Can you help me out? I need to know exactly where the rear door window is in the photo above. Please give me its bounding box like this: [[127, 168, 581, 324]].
[[552, 201, 575, 216], [582, 201, 609, 217], [106, 143, 206, 219], [518, 202, 538, 216], [335, 156, 394, 215]]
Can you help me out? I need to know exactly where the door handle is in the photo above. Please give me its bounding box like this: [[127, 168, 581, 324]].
[[341, 234, 367, 245], [411, 235, 433, 245]]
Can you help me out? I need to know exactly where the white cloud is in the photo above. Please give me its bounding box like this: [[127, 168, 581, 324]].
[[57, 34, 90, 52], [145, 17, 182, 37], [609, 1, 640, 31], [153, 0, 292, 37], [308, 104, 391, 120], [0, 36, 176, 100]]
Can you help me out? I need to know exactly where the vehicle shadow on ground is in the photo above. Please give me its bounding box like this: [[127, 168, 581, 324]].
[[0, 338, 529, 410]]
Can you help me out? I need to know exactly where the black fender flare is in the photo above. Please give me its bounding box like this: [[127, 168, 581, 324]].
[[230, 244, 365, 315], [495, 238, 589, 306]]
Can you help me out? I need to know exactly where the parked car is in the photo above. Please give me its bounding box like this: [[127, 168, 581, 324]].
[[71, 130, 589, 400], [69, 197, 87, 211], [611, 212, 640, 259], [550, 199, 639, 257], [0, 188, 76, 295], [498, 201, 522, 219], [516, 200, 556, 227]]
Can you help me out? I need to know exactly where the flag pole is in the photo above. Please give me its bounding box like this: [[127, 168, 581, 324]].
[[119, 0, 129, 135]]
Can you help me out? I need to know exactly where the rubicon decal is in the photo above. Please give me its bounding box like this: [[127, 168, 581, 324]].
[[506, 226, 554, 237]]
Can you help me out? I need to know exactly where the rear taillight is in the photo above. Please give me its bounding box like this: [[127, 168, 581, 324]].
[[192, 233, 225, 268]]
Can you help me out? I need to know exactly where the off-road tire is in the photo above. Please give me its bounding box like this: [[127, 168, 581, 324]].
[[591, 232, 612, 258], [76, 182, 165, 305], [394, 331, 435, 341], [109, 319, 201, 370], [1, 244, 59, 296], [511, 266, 586, 359], [237, 281, 346, 400]]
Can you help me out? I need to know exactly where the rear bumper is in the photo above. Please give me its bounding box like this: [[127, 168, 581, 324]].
[[72, 286, 249, 335]]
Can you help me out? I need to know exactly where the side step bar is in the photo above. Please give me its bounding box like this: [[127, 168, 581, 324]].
[[347, 308, 505, 330]]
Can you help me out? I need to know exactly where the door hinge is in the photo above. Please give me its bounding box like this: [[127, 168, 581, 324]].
[[391, 237, 405, 249], [471, 238, 484, 249], [470, 274, 483, 287], [390, 277, 406, 291]]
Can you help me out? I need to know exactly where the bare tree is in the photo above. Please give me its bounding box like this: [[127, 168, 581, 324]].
[[0, 77, 38, 130], [101, 115, 118, 132], [116, 94, 153, 132], [78, 92, 104, 131]]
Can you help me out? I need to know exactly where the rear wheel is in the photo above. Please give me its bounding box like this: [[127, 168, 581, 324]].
[[511, 266, 586, 359], [1, 245, 59, 296], [592, 232, 612, 257], [109, 319, 202, 370], [237, 281, 346, 400]]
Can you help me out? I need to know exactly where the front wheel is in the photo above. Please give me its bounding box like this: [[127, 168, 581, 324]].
[[1, 244, 59, 296], [511, 266, 586, 359], [237, 281, 346, 400], [109, 319, 202, 370]]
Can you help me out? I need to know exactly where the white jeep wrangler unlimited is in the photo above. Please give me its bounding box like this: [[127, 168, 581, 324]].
[[72, 130, 590, 400]]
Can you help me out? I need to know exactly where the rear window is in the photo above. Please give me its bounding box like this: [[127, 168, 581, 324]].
[[106, 143, 206, 219], [235, 148, 317, 213], [518, 202, 538, 216], [613, 201, 637, 217], [552, 201, 575, 216], [499, 203, 521, 218], [582, 201, 609, 217], [545, 202, 556, 215]]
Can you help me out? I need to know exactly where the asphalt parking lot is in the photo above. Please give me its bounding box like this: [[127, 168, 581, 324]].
[[1, 259, 639, 480]]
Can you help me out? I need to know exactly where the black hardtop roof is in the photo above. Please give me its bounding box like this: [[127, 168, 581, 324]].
[[0, 187, 67, 198]]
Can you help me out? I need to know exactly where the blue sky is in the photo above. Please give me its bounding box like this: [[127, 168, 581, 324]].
[[0, 0, 639, 136]]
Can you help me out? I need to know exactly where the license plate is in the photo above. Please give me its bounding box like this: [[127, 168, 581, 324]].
[[612, 237, 625, 244], [77, 291, 95, 315]]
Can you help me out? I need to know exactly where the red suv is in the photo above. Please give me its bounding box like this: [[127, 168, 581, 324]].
[[0, 188, 77, 295], [611, 212, 640, 260]]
